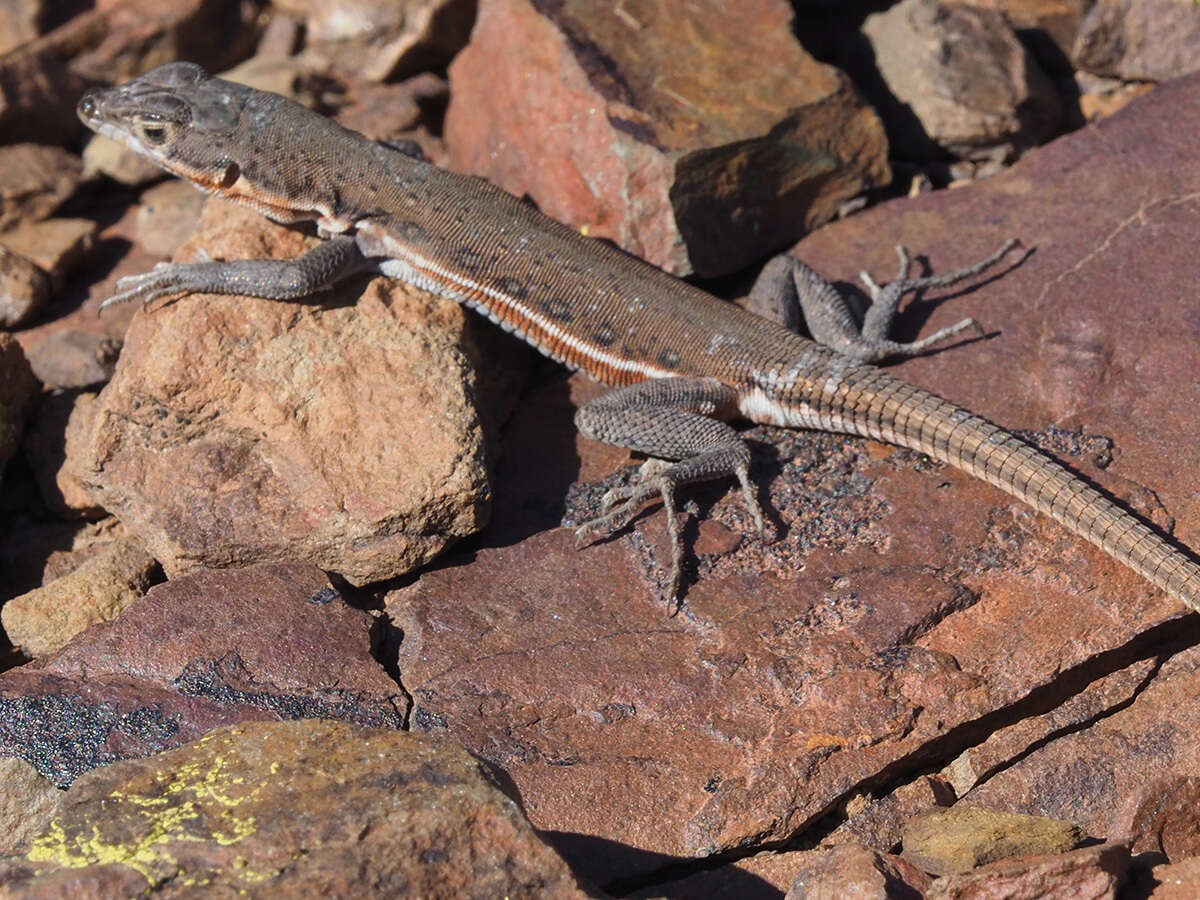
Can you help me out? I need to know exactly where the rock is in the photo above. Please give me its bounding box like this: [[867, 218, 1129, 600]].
[[1131, 777, 1200, 862], [0, 333, 37, 476], [0, 516, 124, 608], [784, 844, 931, 899], [0, 218, 98, 288], [77, 198, 507, 585], [0, 50, 88, 146], [0, 757, 59, 858], [21, 331, 119, 390], [1144, 857, 1200, 899], [0, 563, 407, 785], [1073, 0, 1200, 83], [65, 0, 263, 84], [132, 180, 206, 258], [925, 842, 1129, 899], [0, 246, 50, 329], [446, 0, 888, 277], [81, 133, 169, 187], [273, 0, 476, 81], [22, 389, 105, 519], [861, 0, 1061, 160], [0, 0, 41, 55], [901, 805, 1086, 876], [958, 0, 1089, 69], [0, 144, 81, 233], [1, 720, 593, 898], [1, 539, 159, 658], [825, 775, 957, 852]]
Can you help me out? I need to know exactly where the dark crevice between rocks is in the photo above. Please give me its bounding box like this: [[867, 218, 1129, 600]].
[[601, 611, 1200, 897]]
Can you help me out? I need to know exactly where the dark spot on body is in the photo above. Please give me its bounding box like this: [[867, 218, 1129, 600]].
[[393, 220, 430, 244], [495, 275, 528, 299], [540, 297, 574, 322], [594, 321, 617, 346], [458, 247, 483, 271], [658, 349, 681, 369]]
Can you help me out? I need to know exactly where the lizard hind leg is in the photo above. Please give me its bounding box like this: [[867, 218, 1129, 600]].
[[748, 239, 1020, 363], [573, 377, 764, 602]]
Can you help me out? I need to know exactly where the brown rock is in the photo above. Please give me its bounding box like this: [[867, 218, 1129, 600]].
[[0, 246, 50, 329], [66, 0, 263, 84], [783, 844, 932, 899], [925, 842, 1128, 899], [1131, 777, 1200, 862], [274, 0, 476, 81], [0, 515, 124, 607], [0, 333, 37, 476], [0, 563, 406, 784], [0, 218, 97, 287], [901, 805, 1085, 876], [0, 757, 59, 858], [862, 0, 1061, 160], [826, 775, 957, 852], [78, 198, 500, 585], [1145, 857, 1200, 899], [2, 720, 592, 898], [0, 144, 80, 233], [22, 332, 119, 390], [1073, 0, 1200, 83], [80, 133, 169, 187], [1, 539, 159, 658], [0, 51, 88, 146], [22, 389, 104, 518], [959, 0, 1089, 65], [446, 0, 888, 277], [133, 180, 206, 257], [0, 0, 41, 56]]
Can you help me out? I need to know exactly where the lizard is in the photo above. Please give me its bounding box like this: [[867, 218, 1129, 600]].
[[77, 62, 1200, 611]]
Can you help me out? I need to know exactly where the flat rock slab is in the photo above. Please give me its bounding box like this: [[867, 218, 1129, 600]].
[[0, 720, 593, 898], [0, 562, 407, 785], [391, 74, 1200, 886], [78, 199, 498, 585]]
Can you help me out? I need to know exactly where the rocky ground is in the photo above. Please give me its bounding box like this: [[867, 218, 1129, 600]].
[[1, 0, 1200, 897]]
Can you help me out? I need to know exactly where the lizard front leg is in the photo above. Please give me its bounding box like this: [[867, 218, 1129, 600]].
[[100, 234, 367, 309], [748, 239, 1020, 362], [573, 376, 765, 602]]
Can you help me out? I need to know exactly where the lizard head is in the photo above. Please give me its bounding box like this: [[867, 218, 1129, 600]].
[[77, 62, 342, 227]]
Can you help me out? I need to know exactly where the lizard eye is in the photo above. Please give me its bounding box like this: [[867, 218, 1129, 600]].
[[134, 116, 171, 145]]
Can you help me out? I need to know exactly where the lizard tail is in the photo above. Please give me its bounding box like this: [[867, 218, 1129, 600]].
[[839, 369, 1200, 613]]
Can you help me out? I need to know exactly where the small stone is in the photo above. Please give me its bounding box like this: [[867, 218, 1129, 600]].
[[862, 0, 1062, 159], [23, 331, 120, 390], [784, 844, 931, 899], [902, 805, 1086, 876], [0, 144, 82, 232], [0, 218, 97, 288], [1, 539, 159, 658], [0, 245, 50, 328]]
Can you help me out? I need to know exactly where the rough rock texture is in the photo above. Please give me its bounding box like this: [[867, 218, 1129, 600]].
[[925, 842, 1128, 899], [0, 757, 59, 858], [826, 775, 957, 852], [387, 73, 1200, 889], [0, 720, 594, 898], [861, 0, 1061, 160], [273, 0, 476, 81], [77, 199, 507, 585], [1, 539, 159, 658], [0, 334, 37, 476], [0, 246, 49, 329], [1073, 0, 1200, 83], [959, 0, 1089, 66], [21, 389, 104, 518], [1145, 857, 1200, 899], [446, 0, 888, 277], [901, 805, 1085, 876], [783, 844, 931, 899], [0, 563, 407, 785], [0, 144, 80, 234]]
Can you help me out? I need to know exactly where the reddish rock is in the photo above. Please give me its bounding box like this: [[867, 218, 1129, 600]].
[[901, 805, 1085, 876], [1, 538, 159, 658], [1073, 0, 1200, 83], [0, 219, 96, 290], [925, 842, 1128, 899], [1131, 777, 1200, 862], [0, 757, 58, 858], [862, 0, 1061, 160], [826, 775, 957, 852], [21, 332, 119, 390], [78, 199, 508, 585], [0, 144, 80, 233], [0, 51, 88, 146], [2, 720, 593, 898], [0, 0, 41, 55], [1145, 857, 1200, 899], [446, 0, 888, 277], [0, 563, 406, 785], [274, 0, 476, 81], [132, 180, 207, 258]]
